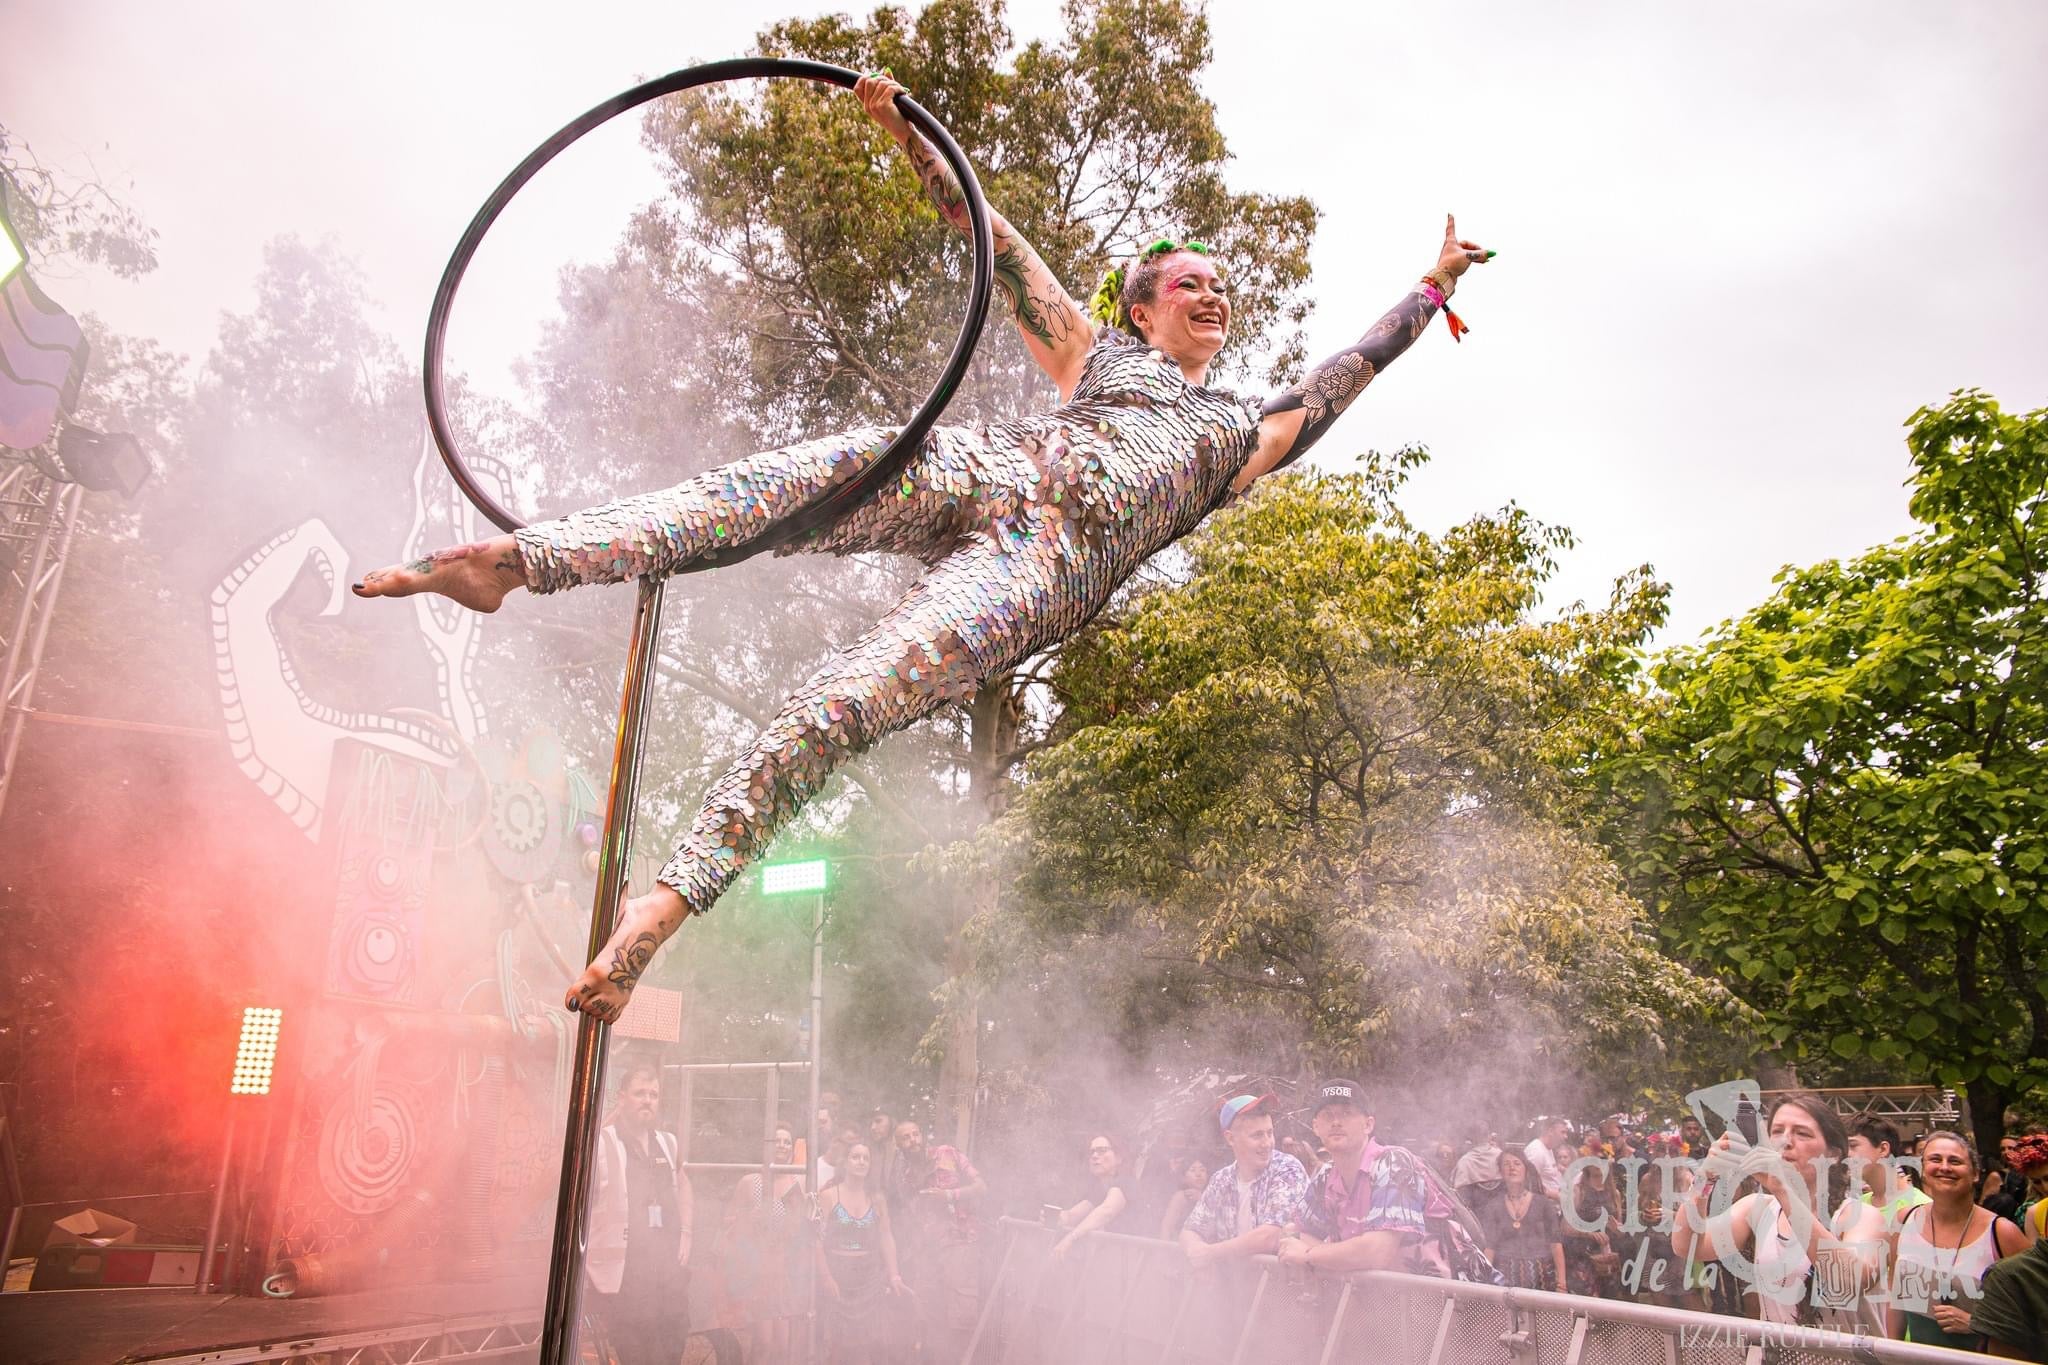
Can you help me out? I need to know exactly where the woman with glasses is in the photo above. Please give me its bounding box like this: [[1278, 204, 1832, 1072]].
[[1053, 1134, 1134, 1258]]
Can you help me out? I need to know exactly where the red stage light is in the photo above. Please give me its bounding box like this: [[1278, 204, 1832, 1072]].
[[230, 1007, 282, 1095]]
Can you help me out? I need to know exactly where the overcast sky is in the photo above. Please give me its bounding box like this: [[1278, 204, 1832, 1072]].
[[9, 0, 2046, 642]]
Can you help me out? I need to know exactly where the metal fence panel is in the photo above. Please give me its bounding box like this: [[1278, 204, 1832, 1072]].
[[973, 1218, 1988, 1365]]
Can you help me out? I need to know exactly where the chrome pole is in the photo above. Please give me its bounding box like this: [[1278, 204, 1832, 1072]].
[[538, 577, 666, 1365], [807, 890, 824, 1363], [195, 1110, 236, 1293]]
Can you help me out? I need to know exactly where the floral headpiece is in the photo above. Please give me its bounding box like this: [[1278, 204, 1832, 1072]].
[[2011, 1133, 2048, 1175], [1087, 238, 1212, 333]]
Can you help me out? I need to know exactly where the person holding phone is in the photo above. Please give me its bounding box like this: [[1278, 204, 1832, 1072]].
[[1671, 1092, 1888, 1335]]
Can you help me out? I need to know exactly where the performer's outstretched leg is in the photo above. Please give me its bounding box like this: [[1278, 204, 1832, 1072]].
[[564, 530, 1071, 1019], [353, 426, 910, 606]]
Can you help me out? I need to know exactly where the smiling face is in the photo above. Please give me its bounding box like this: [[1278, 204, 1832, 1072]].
[[772, 1125, 795, 1164], [845, 1143, 871, 1181], [1224, 1112, 1275, 1174], [1125, 251, 1231, 367], [1920, 1134, 1977, 1199]]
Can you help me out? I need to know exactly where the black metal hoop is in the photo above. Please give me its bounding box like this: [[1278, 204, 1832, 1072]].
[[422, 57, 995, 555]]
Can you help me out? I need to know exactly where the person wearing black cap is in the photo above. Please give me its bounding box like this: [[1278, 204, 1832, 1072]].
[[1178, 1093, 1309, 1269], [1277, 1080, 1499, 1282]]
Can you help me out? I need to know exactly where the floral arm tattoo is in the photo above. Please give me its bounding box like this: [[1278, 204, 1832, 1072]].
[[904, 132, 1081, 349], [1260, 285, 1441, 469]]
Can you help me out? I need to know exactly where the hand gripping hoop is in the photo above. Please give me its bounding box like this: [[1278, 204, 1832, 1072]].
[[422, 57, 995, 544]]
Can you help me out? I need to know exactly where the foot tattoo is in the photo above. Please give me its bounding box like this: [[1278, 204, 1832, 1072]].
[[351, 537, 526, 614]]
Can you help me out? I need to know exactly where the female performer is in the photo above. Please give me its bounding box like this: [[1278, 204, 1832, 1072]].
[[355, 74, 1495, 1020]]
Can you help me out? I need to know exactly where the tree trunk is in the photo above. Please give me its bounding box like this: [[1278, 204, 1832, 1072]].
[[1757, 1054, 1800, 1090], [931, 673, 1024, 1152], [1964, 1079, 2011, 1170]]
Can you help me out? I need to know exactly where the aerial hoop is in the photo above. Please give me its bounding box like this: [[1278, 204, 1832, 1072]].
[[421, 56, 995, 543], [418, 62, 992, 1365]]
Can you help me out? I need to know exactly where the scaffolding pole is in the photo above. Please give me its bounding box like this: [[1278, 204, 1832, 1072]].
[[0, 461, 86, 825]]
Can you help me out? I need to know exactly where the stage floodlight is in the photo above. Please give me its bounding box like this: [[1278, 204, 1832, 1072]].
[[56, 426, 151, 498], [761, 858, 828, 896], [230, 1007, 283, 1096]]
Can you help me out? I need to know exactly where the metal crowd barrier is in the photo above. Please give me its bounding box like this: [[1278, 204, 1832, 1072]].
[[965, 1217, 1986, 1365]]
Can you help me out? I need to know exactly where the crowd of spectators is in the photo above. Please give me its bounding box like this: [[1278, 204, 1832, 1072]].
[[1124, 1086, 2048, 1360], [597, 1064, 2048, 1364]]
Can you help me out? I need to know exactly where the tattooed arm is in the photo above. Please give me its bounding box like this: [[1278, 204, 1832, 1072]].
[[856, 73, 1094, 395], [1236, 215, 1493, 492]]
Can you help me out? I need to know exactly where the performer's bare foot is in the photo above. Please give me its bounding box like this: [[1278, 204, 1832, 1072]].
[[351, 535, 526, 613], [565, 885, 690, 1023]]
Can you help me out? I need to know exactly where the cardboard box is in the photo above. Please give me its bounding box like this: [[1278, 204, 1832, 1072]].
[[42, 1208, 140, 1250]]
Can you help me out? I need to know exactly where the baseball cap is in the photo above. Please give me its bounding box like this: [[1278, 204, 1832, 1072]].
[[1311, 1079, 1367, 1117], [1217, 1094, 1277, 1134]]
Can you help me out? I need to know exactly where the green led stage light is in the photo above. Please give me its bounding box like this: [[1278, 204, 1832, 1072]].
[[761, 858, 829, 896]]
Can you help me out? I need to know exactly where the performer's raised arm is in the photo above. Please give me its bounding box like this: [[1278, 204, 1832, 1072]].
[[856, 72, 1094, 395], [1238, 214, 1493, 490]]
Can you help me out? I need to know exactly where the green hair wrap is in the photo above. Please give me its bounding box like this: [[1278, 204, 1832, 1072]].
[[1087, 265, 1128, 327]]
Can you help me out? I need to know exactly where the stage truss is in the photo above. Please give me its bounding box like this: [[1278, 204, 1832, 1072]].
[[0, 457, 84, 822], [136, 1310, 542, 1365]]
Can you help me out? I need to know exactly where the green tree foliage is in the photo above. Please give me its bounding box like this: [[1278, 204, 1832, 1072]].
[[989, 458, 1743, 1118], [634, 0, 1315, 444], [0, 126, 159, 279], [1597, 392, 2048, 1158]]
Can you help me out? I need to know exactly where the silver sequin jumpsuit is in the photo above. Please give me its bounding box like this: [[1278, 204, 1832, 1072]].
[[515, 327, 1261, 915]]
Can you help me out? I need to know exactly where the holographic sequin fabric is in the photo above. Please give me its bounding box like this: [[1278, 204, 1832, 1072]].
[[514, 327, 1263, 915]]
